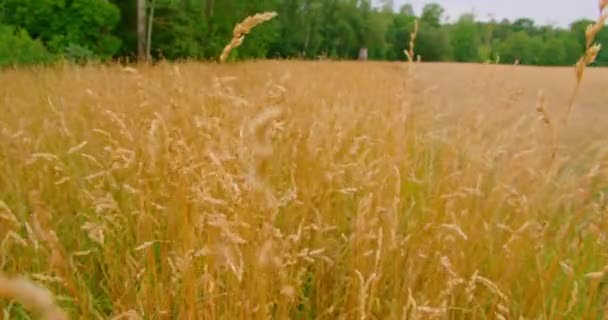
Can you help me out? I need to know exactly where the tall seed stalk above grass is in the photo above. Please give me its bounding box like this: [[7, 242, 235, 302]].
[[535, 90, 558, 158], [404, 20, 419, 63], [219, 12, 278, 63], [564, 0, 607, 123]]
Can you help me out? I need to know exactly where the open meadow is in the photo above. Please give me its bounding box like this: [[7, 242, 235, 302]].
[[1, 61, 608, 319]]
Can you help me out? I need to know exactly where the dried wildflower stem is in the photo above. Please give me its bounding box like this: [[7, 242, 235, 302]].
[[403, 20, 419, 88], [536, 90, 558, 158], [404, 20, 419, 63], [0, 273, 68, 320], [564, 4, 607, 124], [219, 12, 278, 63]]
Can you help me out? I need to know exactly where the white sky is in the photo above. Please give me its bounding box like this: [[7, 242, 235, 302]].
[[387, 0, 600, 27]]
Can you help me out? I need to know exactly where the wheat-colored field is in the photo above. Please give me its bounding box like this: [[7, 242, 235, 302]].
[[1, 61, 608, 319]]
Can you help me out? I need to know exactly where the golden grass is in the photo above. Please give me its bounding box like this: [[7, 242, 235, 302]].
[[566, 1, 607, 124], [1, 60, 608, 319], [219, 12, 278, 63], [0, 273, 67, 320]]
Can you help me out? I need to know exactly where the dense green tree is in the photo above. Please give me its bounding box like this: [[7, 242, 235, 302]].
[[416, 21, 452, 61], [420, 3, 444, 28], [109, 0, 137, 58], [1, 0, 121, 59], [594, 26, 608, 65], [512, 18, 536, 35], [0, 0, 606, 66], [399, 4, 415, 16], [378, 0, 393, 13], [450, 14, 481, 62], [540, 31, 581, 65], [570, 19, 595, 48], [0, 24, 54, 66], [385, 13, 416, 60], [541, 38, 568, 65], [498, 31, 544, 64], [492, 19, 513, 41], [149, 1, 206, 59], [360, 2, 389, 59], [569, 19, 608, 65]]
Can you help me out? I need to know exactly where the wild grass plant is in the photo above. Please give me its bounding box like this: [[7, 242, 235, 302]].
[[1, 5, 608, 320]]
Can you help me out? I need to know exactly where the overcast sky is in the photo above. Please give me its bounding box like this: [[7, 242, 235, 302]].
[[388, 0, 599, 27]]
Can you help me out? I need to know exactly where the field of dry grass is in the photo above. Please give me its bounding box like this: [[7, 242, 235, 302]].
[[1, 60, 608, 319]]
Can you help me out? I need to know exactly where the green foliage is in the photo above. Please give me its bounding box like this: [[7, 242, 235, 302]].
[[150, 2, 206, 60], [416, 22, 452, 61], [108, 0, 137, 58], [239, 21, 279, 59], [540, 32, 581, 66], [498, 31, 543, 64], [595, 28, 608, 65], [1, 0, 121, 59], [512, 18, 536, 34], [570, 19, 595, 49], [570, 19, 608, 65], [0, 24, 54, 67], [450, 14, 481, 62], [541, 38, 567, 65], [399, 4, 415, 16], [1, 0, 606, 66], [421, 3, 444, 28], [64, 43, 96, 64], [384, 13, 416, 60]]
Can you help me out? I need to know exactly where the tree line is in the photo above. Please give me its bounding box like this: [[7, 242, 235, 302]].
[[0, 0, 606, 67]]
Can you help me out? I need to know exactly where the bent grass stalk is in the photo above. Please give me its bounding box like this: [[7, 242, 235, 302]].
[[564, 2, 607, 124], [404, 20, 419, 63], [219, 12, 278, 63]]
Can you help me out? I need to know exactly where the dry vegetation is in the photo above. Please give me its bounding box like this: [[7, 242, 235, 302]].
[[2, 10, 608, 318], [0, 58, 608, 319]]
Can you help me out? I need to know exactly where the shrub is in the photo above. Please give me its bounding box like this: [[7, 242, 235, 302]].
[[0, 24, 54, 67], [63, 43, 96, 64]]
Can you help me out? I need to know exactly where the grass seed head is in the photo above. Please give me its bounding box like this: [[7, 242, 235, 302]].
[[219, 12, 278, 63]]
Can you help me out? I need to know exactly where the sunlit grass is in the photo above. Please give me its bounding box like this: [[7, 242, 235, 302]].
[[1, 60, 608, 319]]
